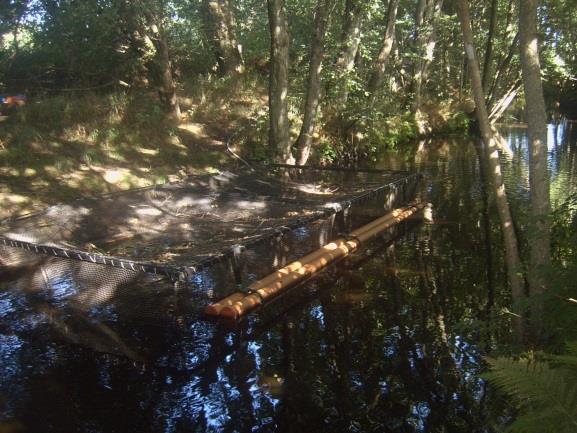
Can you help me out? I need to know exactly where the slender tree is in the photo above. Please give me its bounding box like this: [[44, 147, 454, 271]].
[[519, 0, 551, 296], [455, 0, 525, 331], [295, 0, 331, 166], [413, 0, 444, 134], [481, 0, 499, 94], [335, 0, 364, 108], [367, 0, 399, 109], [486, 27, 519, 118], [267, 0, 293, 164]]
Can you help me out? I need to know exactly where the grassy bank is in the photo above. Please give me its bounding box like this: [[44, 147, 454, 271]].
[[0, 76, 468, 219], [0, 78, 267, 218]]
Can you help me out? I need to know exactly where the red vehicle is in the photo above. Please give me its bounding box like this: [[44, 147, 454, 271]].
[[0, 94, 26, 115]]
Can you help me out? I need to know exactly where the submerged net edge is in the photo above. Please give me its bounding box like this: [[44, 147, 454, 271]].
[[265, 163, 410, 175], [0, 236, 181, 280]]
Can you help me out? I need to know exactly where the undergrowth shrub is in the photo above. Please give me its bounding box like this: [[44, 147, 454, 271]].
[[485, 342, 577, 433]]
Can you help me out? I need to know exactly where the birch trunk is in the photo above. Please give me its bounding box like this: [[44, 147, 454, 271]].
[[487, 32, 519, 110], [456, 0, 525, 325], [489, 79, 521, 123], [413, 0, 443, 108]]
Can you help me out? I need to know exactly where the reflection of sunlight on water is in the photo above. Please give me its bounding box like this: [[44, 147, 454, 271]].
[[99, 363, 112, 390], [0, 333, 24, 417], [1, 291, 46, 332], [200, 369, 234, 430], [309, 304, 325, 328], [414, 344, 425, 359], [89, 304, 118, 321], [157, 377, 203, 433], [410, 401, 431, 432], [0, 293, 17, 316], [50, 276, 77, 302], [185, 321, 216, 369], [0, 334, 23, 372], [547, 122, 568, 151], [548, 124, 555, 150], [293, 226, 310, 240], [248, 341, 262, 370]]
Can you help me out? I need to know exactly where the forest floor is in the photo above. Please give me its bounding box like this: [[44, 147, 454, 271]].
[[0, 78, 466, 220], [0, 84, 266, 220]]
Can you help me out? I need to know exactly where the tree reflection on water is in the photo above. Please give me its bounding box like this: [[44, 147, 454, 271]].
[[6, 126, 577, 432]]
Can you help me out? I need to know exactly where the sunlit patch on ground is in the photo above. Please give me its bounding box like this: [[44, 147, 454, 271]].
[[0, 193, 34, 219], [0, 87, 267, 220]]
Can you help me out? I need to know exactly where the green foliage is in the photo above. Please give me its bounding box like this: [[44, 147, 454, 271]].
[[551, 191, 577, 262], [540, 0, 577, 117], [485, 345, 577, 433], [318, 141, 338, 163], [379, 113, 418, 149], [0, 0, 568, 181], [439, 111, 470, 134]]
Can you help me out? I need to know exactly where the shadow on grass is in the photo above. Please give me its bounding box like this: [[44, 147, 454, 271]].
[[0, 91, 242, 219]]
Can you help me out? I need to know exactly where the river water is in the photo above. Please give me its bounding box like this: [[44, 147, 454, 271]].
[[1, 124, 576, 432]]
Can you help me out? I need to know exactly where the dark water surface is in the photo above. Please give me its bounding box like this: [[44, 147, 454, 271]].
[[2, 124, 577, 432]]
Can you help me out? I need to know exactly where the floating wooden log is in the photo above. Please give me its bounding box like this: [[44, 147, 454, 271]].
[[204, 202, 427, 320]]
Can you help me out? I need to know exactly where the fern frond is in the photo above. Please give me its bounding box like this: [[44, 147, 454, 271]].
[[546, 354, 577, 368], [565, 340, 577, 357], [485, 357, 577, 433], [544, 341, 577, 368]]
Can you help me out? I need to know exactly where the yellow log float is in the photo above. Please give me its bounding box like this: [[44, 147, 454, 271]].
[[203, 292, 247, 316], [204, 202, 426, 320]]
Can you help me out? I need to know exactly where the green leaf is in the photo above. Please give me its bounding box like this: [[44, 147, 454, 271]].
[[485, 355, 577, 433]]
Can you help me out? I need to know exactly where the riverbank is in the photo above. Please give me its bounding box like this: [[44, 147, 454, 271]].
[[0, 89, 248, 219], [0, 80, 468, 220]]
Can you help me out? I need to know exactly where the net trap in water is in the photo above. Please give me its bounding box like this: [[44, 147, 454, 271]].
[[0, 165, 423, 324]]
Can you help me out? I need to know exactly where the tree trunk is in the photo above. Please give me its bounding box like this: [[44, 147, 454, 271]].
[[267, 0, 293, 164], [413, 0, 443, 134], [519, 0, 551, 295], [485, 0, 516, 107], [487, 31, 518, 109], [203, 0, 244, 76], [489, 78, 521, 123], [456, 0, 525, 329], [12, 23, 19, 55], [481, 0, 498, 94], [295, 0, 330, 166], [367, 0, 399, 108], [143, 9, 181, 121], [335, 0, 364, 108], [413, 0, 443, 108]]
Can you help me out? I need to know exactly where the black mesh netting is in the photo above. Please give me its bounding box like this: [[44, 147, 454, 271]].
[[0, 166, 422, 343]]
